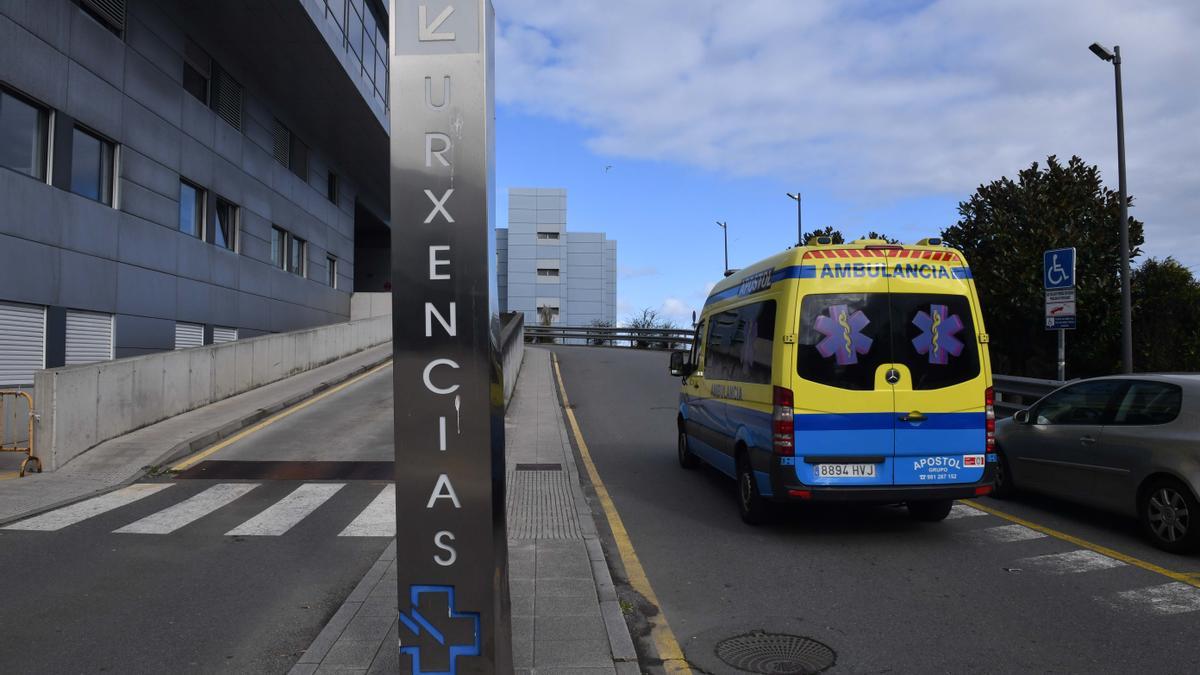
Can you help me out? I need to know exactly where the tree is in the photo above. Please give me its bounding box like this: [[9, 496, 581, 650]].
[[941, 155, 1144, 378], [1132, 258, 1200, 372], [801, 226, 844, 244], [588, 318, 614, 346], [860, 231, 901, 244]]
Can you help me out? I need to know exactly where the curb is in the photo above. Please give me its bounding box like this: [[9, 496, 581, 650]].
[[0, 349, 393, 528]]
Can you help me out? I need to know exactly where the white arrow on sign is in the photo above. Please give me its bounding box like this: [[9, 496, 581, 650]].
[[419, 4, 456, 42]]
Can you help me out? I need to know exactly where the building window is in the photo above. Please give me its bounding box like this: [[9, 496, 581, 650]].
[[0, 87, 49, 181], [271, 226, 287, 269], [211, 197, 238, 251], [326, 0, 388, 109], [183, 38, 211, 105], [69, 126, 115, 205], [537, 268, 560, 277], [327, 172, 339, 204], [327, 255, 338, 288], [289, 235, 307, 276], [537, 232, 560, 240], [289, 135, 308, 180], [179, 180, 204, 237]]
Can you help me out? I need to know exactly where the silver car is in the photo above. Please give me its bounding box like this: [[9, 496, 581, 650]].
[[994, 374, 1200, 553]]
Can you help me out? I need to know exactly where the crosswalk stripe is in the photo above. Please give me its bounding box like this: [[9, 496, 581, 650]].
[[115, 483, 258, 534], [2, 483, 174, 531], [338, 484, 395, 537], [226, 483, 345, 536], [1099, 582, 1200, 615], [946, 503, 989, 520], [1016, 549, 1126, 574], [964, 524, 1048, 543]]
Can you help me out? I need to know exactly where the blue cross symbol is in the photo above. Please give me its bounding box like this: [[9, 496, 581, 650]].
[[398, 585, 481, 675]]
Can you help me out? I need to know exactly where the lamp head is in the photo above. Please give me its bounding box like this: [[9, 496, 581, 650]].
[[1089, 42, 1115, 61]]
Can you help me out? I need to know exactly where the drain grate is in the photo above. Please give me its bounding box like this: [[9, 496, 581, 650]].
[[515, 463, 562, 471], [715, 632, 835, 674]]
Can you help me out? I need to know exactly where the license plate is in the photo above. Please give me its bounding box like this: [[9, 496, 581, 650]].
[[814, 463, 877, 478]]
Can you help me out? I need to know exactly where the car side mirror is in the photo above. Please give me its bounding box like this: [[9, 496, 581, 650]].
[[1013, 409, 1030, 425], [669, 351, 694, 377]]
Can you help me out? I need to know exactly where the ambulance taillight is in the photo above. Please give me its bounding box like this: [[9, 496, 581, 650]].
[[773, 386, 794, 456], [985, 386, 996, 452]]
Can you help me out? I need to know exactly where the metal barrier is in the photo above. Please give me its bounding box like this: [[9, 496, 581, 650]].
[[992, 374, 1067, 418], [524, 325, 695, 349], [0, 391, 41, 477]]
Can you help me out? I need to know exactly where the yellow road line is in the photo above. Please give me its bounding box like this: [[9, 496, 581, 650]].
[[0, 471, 20, 481], [962, 499, 1200, 589], [171, 360, 393, 471], [551, 353, 692, 674]]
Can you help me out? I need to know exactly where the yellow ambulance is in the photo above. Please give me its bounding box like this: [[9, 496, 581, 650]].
[[669, 237, 996, 524]]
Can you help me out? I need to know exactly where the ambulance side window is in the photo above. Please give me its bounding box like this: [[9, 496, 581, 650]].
[[704, 301, 775, 384], [690, 319, 705, 372]]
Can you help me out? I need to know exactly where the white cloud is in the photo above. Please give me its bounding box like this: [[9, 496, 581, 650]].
[[496, 0, 1200, 265], [659, 297, 694, 324]]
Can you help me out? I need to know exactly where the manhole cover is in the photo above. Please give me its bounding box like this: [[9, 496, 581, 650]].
[[715, 631, 836, 674]]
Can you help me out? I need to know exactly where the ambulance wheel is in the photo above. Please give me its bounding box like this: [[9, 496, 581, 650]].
[[737, 451, 771, 525], [907, 499, 953, 522], [677, 428, 699, 469]]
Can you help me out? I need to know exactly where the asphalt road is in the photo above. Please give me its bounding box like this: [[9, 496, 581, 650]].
[[0, 367, 395, 674], [552, 345, 1200, 674]]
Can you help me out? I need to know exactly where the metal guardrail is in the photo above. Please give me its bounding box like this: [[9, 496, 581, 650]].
[[992, 374, 1066, 418], [0, 390, 41, 477], [525, 325, 694, 349]]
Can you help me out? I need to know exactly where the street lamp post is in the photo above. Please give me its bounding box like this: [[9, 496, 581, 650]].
[[786, 192, 802, 246], [716, 220, 729, 275], [1090, 41, 1133, 373]]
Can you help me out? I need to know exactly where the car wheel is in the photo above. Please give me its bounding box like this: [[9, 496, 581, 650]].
[[737, 452, 771, 525], [991, 446, 1016, 499], [1140, 478, 1200, 553], [908, 499, 954, 522], [678, 428, 698, 469]]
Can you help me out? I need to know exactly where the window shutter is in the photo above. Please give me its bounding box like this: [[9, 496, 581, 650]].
[[212, 326, 239, 343], [81, 0, 126, 32], [0, 302, 45, 387], [64, 311, 114, 366], [174, 322, 204, 350], [212, 66, 244, 130], [272, 119, 291, 167]]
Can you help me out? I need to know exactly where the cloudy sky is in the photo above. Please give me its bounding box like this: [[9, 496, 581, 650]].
[[491, 0, 1200, 324]]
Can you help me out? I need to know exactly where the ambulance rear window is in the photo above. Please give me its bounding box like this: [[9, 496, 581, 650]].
[[797, 293, 979, 391]]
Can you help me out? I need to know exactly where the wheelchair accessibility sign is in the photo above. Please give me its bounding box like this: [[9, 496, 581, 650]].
[[1044, 248, 1076, 289]]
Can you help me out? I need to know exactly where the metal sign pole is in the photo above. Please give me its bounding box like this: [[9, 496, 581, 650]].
[[390, 2, 510, 673], [1057, 329, 1066, 381]]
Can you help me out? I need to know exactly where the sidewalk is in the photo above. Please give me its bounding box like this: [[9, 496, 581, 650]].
[[291, 347, 639, 674], [0, 343, 392, 526]]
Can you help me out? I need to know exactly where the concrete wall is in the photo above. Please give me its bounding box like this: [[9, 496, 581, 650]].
[[499, 313, 525, 407], [33, 314, 390, 470], [349, 292, 392, 320]]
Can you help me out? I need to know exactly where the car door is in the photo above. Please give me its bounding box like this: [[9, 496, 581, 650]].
[[1010, 380, 1124, 498], [1075, 380, 1184, 515], [682, 317, 727, 470]]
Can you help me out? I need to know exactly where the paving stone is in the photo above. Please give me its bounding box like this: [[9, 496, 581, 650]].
[[340, 613, 394, 644], [537, 577, 598, 598], [534, 614, 607, 642], [536, 595, 602, 617], [533, 640, 614, 668], [320, 640, 380, 669]]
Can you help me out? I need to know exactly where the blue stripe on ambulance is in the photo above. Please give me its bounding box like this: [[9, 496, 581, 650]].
[[703, 264, 973, 307]]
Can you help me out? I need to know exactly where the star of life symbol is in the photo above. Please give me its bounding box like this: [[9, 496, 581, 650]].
[[912, 304, 964, 365], [399, 585, 481, 675], [815, 304, 873, 365]]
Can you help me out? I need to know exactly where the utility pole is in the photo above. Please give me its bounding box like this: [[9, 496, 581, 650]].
[[715, 221, 729, 275], [1090, 42, 1133, 373], [786, 192, 802, 246]]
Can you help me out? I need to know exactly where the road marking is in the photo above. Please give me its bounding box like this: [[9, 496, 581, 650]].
[[945, 503, 990, 519], [2, 483, 173, 531], [338, 484, 395, 537], [226, 483, 345, 536], [1098, 582, 1200, 615], [115, 483, 257, 534], [552, 353, 692, 675], [965, 523, 1048, 543], [171, 360, 394, 471], [0, 471, 20, 481], [963, 499, 1200, 590], [1016, 549, 1127, 574]]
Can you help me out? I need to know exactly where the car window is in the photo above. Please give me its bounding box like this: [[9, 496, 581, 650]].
[[1034, 380, 1124, 425], [797, 293, 891, 391], [691, 319, 704, 371], [891, 293, 980, 390], [1112, 381, 1182, 425], [705, 301, 775, 384]]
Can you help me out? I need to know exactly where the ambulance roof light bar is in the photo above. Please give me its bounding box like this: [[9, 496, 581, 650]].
[[807, 236, 834, 246], [915, 237, 944, 246]]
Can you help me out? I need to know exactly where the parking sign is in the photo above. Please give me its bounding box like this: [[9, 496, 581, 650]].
[[1044, 248, 1076, 289]]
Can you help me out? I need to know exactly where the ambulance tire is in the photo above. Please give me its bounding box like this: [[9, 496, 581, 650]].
[[737, 450, 771, 525], [678, 428, 699, 469], [907, 499, 953, 522]]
